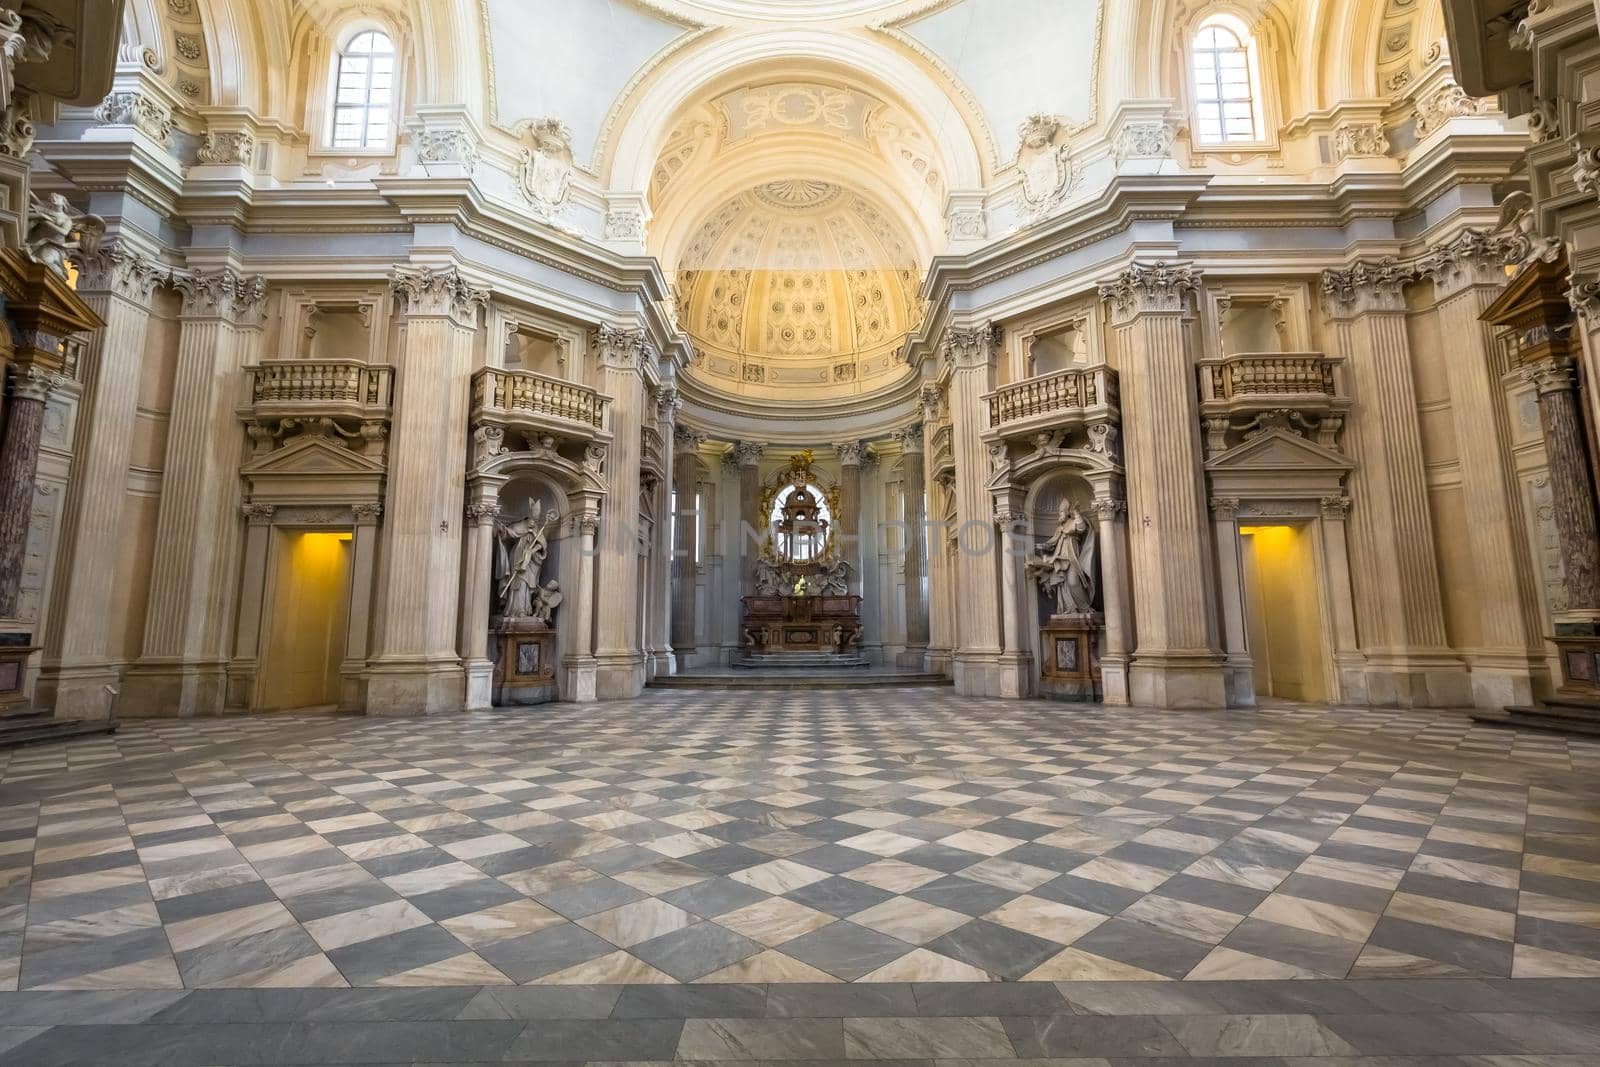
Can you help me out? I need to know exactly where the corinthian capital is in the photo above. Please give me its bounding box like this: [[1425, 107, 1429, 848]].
[[896, 424, 925, 453], [173, 268, 269, 324], [75, 246, 164, 301], [391, 266, 489, 325], [593, 324, 650, 370], [836, 441, 867, 467], [1320, 259, 1413, 316], [1097, 262, 1201, 320], [941, 324, 1001, 369], [673, 425, 708, 451], [732, 441, 764, 468], [1414, 229, 1520, 297]]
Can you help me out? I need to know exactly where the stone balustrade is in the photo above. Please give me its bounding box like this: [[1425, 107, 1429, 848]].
[[1196, 351, 1350, 454], [246, 359, 394, 422], [472, 367, 610, 439], [983, 365, 1120, 440]]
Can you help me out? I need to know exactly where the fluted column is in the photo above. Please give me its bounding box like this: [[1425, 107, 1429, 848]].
[[946, 326, 1010, 696], [993, 487, 1035, 695], [648, 387, 680, 676], [39, 250, 162, 720], [1098, 263, 1225, 708], [836, 442, 865, 599], [1208, 498, 1255, 707], [461, 500, 500, 709], [563, 511, 601, 701], [898, 425, 929, 666], [671, 427, 705, 666], [1420, 233, 1545, 705], [733, 442, 764, 597], [1319, 494, 1363, 699], [366, 266, 487, 716], [1090, 497, 1132, 705], [0, 366, 59, 616], [1528, 358, 1600, 622], [1322, 262, 1466, 706], [592, 326, 649, 699], [123, 267, 267, 718]]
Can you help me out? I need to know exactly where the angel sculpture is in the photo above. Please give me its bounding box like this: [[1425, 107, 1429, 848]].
[[26, 192, 105, 277], [1026, 501, 1098, 617], [817, 557, 851, 596], [531, 579, 564, 626]]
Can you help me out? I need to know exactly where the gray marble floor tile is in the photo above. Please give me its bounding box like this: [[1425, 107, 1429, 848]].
[[1000, 1013, 1189, 1058]]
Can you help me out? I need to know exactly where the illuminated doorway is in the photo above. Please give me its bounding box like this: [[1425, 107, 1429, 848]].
[[1239, 524, 1328, 703], [259, 531, 353, 711]]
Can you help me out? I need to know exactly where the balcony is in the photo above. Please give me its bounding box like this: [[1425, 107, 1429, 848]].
[[472, 367, 610, 443], [246, 359, 393, 424], [1197, 352, 1350, 454], [983, 365, 1120, 441]]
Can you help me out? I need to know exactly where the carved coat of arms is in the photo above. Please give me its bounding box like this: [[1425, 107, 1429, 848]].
[[1016, 114, 1076, 220], [518, 118, 573, 218]]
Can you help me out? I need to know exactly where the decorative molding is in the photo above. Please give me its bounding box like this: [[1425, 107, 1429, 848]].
[[352, 502, 384, 524], [196, 128, 255, 167], [6, 364, 64, 402], [240, 502, 276, 524], [1525, 357, 1577, 397], [1209, 497, 1240, 521], [732, 441, 765, 468], [1412, 83, 1494, 138], [1320, 259, 1412, 315], [74, 246, 164, 301], [1015, 114, 1078, 221], [464, 502, 499, 526], [415, 126, 480, 175], [673, 425, 708, 450], [836, 441, 867, 467], [173, 268, 268, 324], [1320, 495, 1352, 519], [896, 424, 924, 453], [593, 324, 649, 370], [1088, 498, 1127, 521], [516, 118, 574, 220], [1113, 120, 1177, 167], [1330, 121, 1388, 162], [1413, 229, 1520, 296], [941, 323, 1001, 369]]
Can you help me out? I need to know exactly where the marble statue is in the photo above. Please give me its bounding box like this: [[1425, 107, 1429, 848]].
[[817, 557, 850, 596], [1027, 501, 1098, 616], [494, 504, 557, 619], [26, 192, 105, 277], [754, 556, 786, 596]]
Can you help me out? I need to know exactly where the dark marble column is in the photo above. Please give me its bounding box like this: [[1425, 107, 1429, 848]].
[[1529, 358, 1600, 622], [0, 366, 55, 617], [899, 426, 929, 658]]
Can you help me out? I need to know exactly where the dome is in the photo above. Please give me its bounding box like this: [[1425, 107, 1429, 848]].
[[675, 180, 925, 397]]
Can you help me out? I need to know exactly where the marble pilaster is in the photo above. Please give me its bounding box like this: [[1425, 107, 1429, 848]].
[[1090, 497, 1132, 705], [1208, 497, 1255, 707], [461, 500, 499, 710], [365, 266, 487, 716], [561, 511, 601, 702], [1097, 263, 1226, 708], [992, 488, 1035, 696], [671, 426, 705, 667], [38, 250, 162, 720], [733, 441, 763, 598], [225, 502, 275, 710], [836, 441, 865, 599], [648, 387, 680, 676], [122, 267, 267, 718], [1420, 234, 1546, 705], [592, 326, 649, 699], [898, 424, 929, 666], [1322, 262, 1468, 707]]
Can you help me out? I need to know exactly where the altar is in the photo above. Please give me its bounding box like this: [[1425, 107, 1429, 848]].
[[742, 595, 863, 653]]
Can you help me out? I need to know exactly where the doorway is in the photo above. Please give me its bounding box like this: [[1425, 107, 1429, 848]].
[[259, 531, 353, 711], [1239, 524, 1328, 703]]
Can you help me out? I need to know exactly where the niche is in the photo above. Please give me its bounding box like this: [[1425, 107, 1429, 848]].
[[302, 303, 374, 361], [505, 326, 566, 378], [1029, 320, 1089, 376], [1218, 300, 1287, 355]]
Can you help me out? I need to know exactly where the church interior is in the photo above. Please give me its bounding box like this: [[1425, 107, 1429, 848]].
[[0, 0, 1598, 1060]]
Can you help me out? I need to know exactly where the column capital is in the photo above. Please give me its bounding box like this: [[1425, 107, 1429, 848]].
[[896, 424, 925, 453], [992, 487, 1028, 525], [1320, 495, 1353, 520], [732, 441, 764, 468], [594, 324, 651, 370], [75, 246, 164, 302], [464, 501, 500, 526], [1524, 356, 1578, 397], [6, 363, 64, 402], [941, 323, 1001, 369], [1097, 261, 1201, 320], [1089, 497, 1128, 521], [652, 384, 682, 420], [1414, 229, 1520, 298], [240, 502, 276, 525], [920, 383, 944, 422], [1208, 497, 1240, 520], [391, 266, 488, 325], [351, 502, 383, 525], [1569, 276, 1600, 323], [1320, 259, 1413, 316], [673, 425, 708, 452], [836, 441, 868, 467], [173, 268, 268, 325]]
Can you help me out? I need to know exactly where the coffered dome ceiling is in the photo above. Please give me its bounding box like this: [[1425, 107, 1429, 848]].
[[673, 181, 925, 398]]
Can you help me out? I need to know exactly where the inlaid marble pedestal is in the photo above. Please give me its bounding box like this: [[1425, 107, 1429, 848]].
[[1040, 613, 1102, 702], [490, 617, 557, 706]]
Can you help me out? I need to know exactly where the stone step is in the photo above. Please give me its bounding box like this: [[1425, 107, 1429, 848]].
[[650, 672, 952, 691], [733, 654, 869, 671], [0, 715, 118, 749], [1473, 703, 1600, 737]]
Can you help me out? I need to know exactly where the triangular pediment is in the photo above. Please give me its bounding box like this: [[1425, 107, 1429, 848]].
[[1207, 429, 1354, 473], [241, 434, 386, 477]]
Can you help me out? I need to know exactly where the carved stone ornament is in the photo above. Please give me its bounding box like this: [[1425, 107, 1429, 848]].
[[1209, 497, 1240, 520], [0, 6, 64, 113], [1320, 496, 1352, 519], [987, 442, 1010, 478], [1528, 97, 1561, 143], [173, 268, 268, 323], [196, 128, 254, 166], [1414, 228, 1520, 293], [1330, 122, 1387, 161], [604, 207, 646, 243], [25, 192, 105, 277], [517, 118, 573, 219], [1568, 277, 1600, 323], [466, 501, 501, 525], [673, 425, 707, 451], [472, 425, 506, 468], [0, 90, 32, 157], [1497, 191, 1565, 271], [1571, 139, 1600, 205], [1097, 262, 1201, 317], [415, 126, 480, 174], [391, 266, 489, 323], [897, 424, 924, 453], [351, 502, 383, 524], [835, 441, 866, 467], [947, 205, 987, 242], [1087, 497, 1127, 521], [653, 385, 681, 421], [1015, 114, 1076, 219], [1320, 258, 1412, 313], [5, 363, 64, 402], [1113, 120, 1177, 166], [240, 502, 276, 524], [593, 324, 648, 369], [582, 442, 607, 475], [1412, 83, 1494, 138], [920, 384, 944, 423], [1085, 422, 1121, 459], [941, 324, 1001, 369], [732, 441, 764, 468], [73, 246, 162, 300], [93, 90, 174, 146]]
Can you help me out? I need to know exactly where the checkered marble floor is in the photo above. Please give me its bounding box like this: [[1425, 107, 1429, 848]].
[[0, 717, 335, 786], [2, 691, 1599, 995]]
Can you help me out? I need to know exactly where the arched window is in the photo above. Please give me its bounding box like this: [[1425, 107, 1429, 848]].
[[1191, 17, 1265, 145], [331, 30, 395, 149]]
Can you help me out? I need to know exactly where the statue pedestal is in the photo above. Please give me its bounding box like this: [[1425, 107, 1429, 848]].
[[0, 636, 37, 714], [490, 617, 557, 706], [1040, 613, 1103, 702]]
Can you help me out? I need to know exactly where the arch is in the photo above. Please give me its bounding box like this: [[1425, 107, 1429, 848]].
[[600, 29, 989, 197]]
